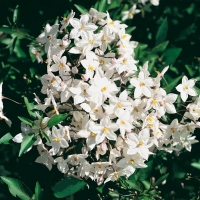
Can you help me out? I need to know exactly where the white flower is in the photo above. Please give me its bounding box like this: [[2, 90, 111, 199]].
[[60, 10, 75, 31], [122, 4, 141, 21], [176, 76, 197, 102], [130, 71, 154, 98]]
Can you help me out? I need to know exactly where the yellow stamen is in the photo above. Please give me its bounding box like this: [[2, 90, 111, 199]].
[[98, 163, 102, 168], [103, 127, 108, 133], [139, 141, 143, 146], [54, 137, 60, 142], [134, 107, 139, 113], [77, 125, 82, 129], [140, 82, 145, 87], [122, 34, 127, 39], [74, 155, 78, 161], [88, 65, 94, 70], [148, 117, 153, 122], [81, 26, 85, 30], [117, 102, 122, 108], [184, 86, 188, 90], [89, 40, 93, 44], [149, 124, 153, 129], [51, 77, 56, 83], [102, 36, 107, 41], [63, 17, 68, 21], [114, 173, 119, 179], [152, 100, 157, 105], [171, 128, 175, 133], [51, 109, 56, 114], [100, 61, 104, 65], [129, 13, 133, 18], [90, 132, 95, 137], [93, 109, 98, 113], [122, 59, 127, 64], [83, 89, 87, 94], [109, 21, 114, 25], [101, 87, 107, 92], [59, 63, 63, 68], [121, 120, 125, 125], [129, 159, 134, 165]]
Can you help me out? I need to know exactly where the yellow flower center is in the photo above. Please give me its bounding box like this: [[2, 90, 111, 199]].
[[90, 132, 95, 137], [81, 26, 85, 30], [51, 109, 56, 114], [83, 89, 87, 94], [51, 77, 56, 83], [74, 155, 78, 161], [100, 60, 104, 65], [54, 137, 60, 142], [101, 87, 107, 92], [114, 173, 119, 179], [117, 102, 122, 108], [148, 117, 153, 122], [103, 127, 109, 133], [109, 21, 114, 25], [88, 65, 94, 70], [98, 163, 102, 168], [139, 141, 143, 146], [93, 109, 98, 113], [129, 13, 133, 18], [102, 36, 107, 41], [134, 107, 139, 113], [89, 40, 93, 44], [122, 34, 127, 39], [129, 159, 134, 165], [184, 85, 188, 90], [59, 63, 63, 68], [122, 59, 127, 64], [171, 128, 175, 133], [140, 82, 145, 87], [63, 17, 68, 21], [152, 100, 157, 105], [149, 124, 153, 129], [121, 120, 125, 125]]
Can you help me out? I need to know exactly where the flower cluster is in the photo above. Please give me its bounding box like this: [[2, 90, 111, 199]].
[[122, 0, 160, 21], [13, 8, 199, 185]]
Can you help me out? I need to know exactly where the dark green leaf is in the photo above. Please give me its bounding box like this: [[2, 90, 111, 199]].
[[98, 0, 108, 12], [126, 180, 143, 192], [191, 162, 200, 170], [185, 65, 196, 77], [152, 41, 169, 53], [152, 173, 169, 187], [13, 5, 19, 24], [126, 26, 136, 34], [18, 116, 34, 127], [52, 177, 86, 198], [35, 182, 43, 200], [135, 160, 153, 181], [19, 133, 37, 157], [47, 114, 69, 128], [9, 36, 18, 54], [74, 4, 88, 14], [24, 97, 37, 118], [0, 27, 15, 34], [94, 1, 99, 10], [156, 17, 168, 45], [0, 133, 13, 145], [161, 48, 182, 66], [40, 130, 51, 143], [167, 75, 182, 91], [96, 184, 105, 194], [1, 176, 32, 200], [108, 0, 121, 10]]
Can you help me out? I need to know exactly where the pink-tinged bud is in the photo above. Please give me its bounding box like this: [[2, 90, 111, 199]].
[[125, 129, 131, 133], [82, 146, 88, 154], [67, 62, 72, 67], [81, 74, 88, 81], [72, 67, 78, 74], [156, 115, 161, 119], [100, 142, 107, 152], [97, 176, 104, 185], [111, 58, 117, 65], [160, 101, 164, 106]]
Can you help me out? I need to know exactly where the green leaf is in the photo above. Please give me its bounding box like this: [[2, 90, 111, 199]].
[[13, 5, 19, 24], [126, 26, 136, 34], [74, 4, 88, 14], [52, 177, 86, 198], [161, 48, 182, 66], [47, 114, 69, 128], [94, 1, 99, 10], [191, 162, 200, 170], [19, 133, 37, 157], [96, 184, 105, 194], [9, 36, 18, 54], [185, 65, 196, 77], [0, 27, 14, 34], [1, 176, 32, 200], [40, 130, 51, 143], [152, 41, 169, 53], [0, 133, 13, 145], [156, 17, 168, 45], [98, 0, 108, 12], [24, 97, 37, 118], [152, 173, 169, 187], [35, 182, 43, 200], [126, 180, 143, 192], [18, 116, 34, 127], [167, 75, 182, 91], [135, 160, 153, 181], [108, 0, 121, 10]]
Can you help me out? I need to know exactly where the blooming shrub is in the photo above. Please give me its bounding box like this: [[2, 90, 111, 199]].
[[0, 1, 200, 199]]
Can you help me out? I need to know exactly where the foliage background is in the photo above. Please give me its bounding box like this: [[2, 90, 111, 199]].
[[0, 0, 200, 199]]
